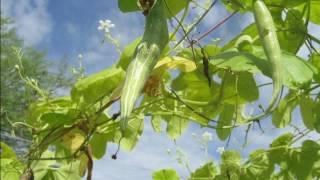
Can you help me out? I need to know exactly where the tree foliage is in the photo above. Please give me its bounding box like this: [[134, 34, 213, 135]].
[[0, 17, 74, 136]]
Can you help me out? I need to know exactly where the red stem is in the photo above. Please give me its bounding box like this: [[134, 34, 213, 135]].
[[193, 11, 238, 44]]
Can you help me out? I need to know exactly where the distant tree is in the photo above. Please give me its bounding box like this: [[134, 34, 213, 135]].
[[0, 17, 74, 136]]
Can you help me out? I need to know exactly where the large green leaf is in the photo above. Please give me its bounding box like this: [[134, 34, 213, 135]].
[[71, 66, 125, 108], [268, 133, 294, 164], [275, 9, 306, 53], [27, 96, 76, 126], [211, 47, 317, 90], [241, 149, 274, 180], [117, 37, 142, 70], [288, 140, 320, 180], [118, 0, 188, 18], [216, 104, 235, 141], [314, 99, 320, 133], [152, 169, 180, 180], [272, 92, 299, 128], [220, 150, 241, 179], [161, 98, 189, 139], [1, 159, 23, 180], [89, 132, 112, 159], [210, 51, 264, 74], [118, 0, 140, 12], [310, 54, 320, 82], [190, 161, 217, 179], [165, 115, 189, 140], [113, 114, 144, 151], [296, 0, 320, 25], [308, 0, 320, 24], [270, 133, 293, 148], [172, 71, 215, 103], [220, 71, 259, 104], [299, 95, 317, 130], [32, 151, 81, 180], [0, 142, 17, 159], [151, 115, 162, 133]]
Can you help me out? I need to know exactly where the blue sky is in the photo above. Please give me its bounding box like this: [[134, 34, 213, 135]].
[[2, 0, 320, 179]]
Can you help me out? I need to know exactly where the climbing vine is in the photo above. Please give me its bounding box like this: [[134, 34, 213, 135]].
[[1, 0, 320, 179]]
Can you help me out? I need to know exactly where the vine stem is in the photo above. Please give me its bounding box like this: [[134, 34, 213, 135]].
[[172, 0, 218, 51], [190, 11, 237, 46]]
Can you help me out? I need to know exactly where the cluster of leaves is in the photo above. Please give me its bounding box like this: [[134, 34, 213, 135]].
[[1, 0, 319, 179], [153, 133, 320, 180]]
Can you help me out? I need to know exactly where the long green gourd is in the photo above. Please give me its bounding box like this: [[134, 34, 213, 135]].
[[120, 0, 168, 131], [243, 0, 282, 122]]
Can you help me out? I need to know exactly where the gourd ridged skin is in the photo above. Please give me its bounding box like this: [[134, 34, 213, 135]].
[[120, 0, 168, 130], [253, 0, 282, 114]]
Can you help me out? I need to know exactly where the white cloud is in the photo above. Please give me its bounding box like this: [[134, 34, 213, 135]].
[[1, 0, 52, 46], [93, 121, 214, 180]]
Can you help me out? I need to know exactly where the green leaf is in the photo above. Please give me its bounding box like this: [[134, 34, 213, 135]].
[[118, 0, 188, 18], [117, 37, 142, 70], [309, 0, 320, 24], [118, 0, 140, 12], [179, 45, 221, 63], [289, 140, 320, 180], [310, 54, 320, 82], [151, 115, 162, 133], [220, 71, 259, 104], [299, 95, 316, 130], [220, 150, 241, 179], [210, 51, 264, 74], [31, 151, 81, 180], [314, 99, 320, 133], [172, 71, 214, 103], [0, 142, 17, 159], [152, 169, 180, 180], [162, 99, 189, 139], [71, 66, 125, 107], [27, 96, 77, 127], [272, 92, 299, 128], [273, 9, 306, 53], [252, 47, 317, 89], [165, 116, 189, 140], [268, 133, 294, 165], [216, 104, 235, 140], [89, 133, 111, 159], [212, 47, 317, 90], [190, 161, 217, 179], [270, 133, 293, 148], [0, 143, 23, 180], [1, 159, 23, 180], [114, 114, 144, 151], [241, 149, 274, 179]]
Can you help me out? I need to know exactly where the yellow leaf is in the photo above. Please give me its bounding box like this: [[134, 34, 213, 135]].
[[154, 56, 196, 73], [62, 129, 85, 153]]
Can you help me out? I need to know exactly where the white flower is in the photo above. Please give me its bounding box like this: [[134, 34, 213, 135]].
[[14, 65, 19, 69], [202, 131, 213, 142], [166, 148, 171, 154], [98, 19, 115, 33], [216, 147, 225, 154], [78, 54, 83, 59], [191, 133, 197, 137]]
